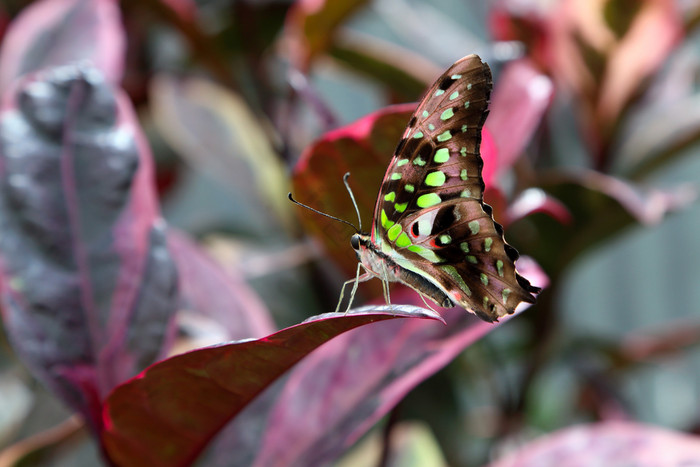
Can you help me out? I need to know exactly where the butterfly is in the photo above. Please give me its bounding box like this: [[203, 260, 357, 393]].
[[292, 54, 540, 322]]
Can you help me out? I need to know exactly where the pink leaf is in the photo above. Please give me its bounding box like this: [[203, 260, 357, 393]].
[[0, 0, 125, 92], [488, 421, 700, 466], [485, 58, 553, 176]]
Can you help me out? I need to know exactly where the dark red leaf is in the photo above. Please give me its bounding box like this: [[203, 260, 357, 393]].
[[0, 0, 125, 92], [0, 65, 178, 433], [101, 306, 444, 467]]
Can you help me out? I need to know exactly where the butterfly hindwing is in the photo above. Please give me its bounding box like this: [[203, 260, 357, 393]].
[[369, 54, 539, 321]]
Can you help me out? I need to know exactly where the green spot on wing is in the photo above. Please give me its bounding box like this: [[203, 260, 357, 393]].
[[405, 184, 415, 193], [397, 159, 409, 166], [422, 110, 429, 118], [413, 131, 424, 139], [381, 209, 394, 229], [460, 242, 470, 253], [496, 260, 504, 277], [437, 131, 452, 142], [460, 189, 472, 198], [467, 255, 477, 264], [461, 124, 468, 133], [434, 89, 445, 96], [396, 232, 411, 248], [484, 238, 493, 252], [413, 157, 426, 166], [387, 224, 402, 241], [428, 123, 435, 131], [441, 265, 471, 297], [408, 244, 442, 262], [391, 172, 402, 180], [468, 220, 480, 234], [384, 192, 396, 202], [439, 234, 452, 244], [449, 91, 459, 100], [480, 273, 488, 285], [460, 169, 468, 180], [417, 193, 441, 208], [460, 147, 467, 157], [440, 108, 454, 121], [394, 202, 407, 213], [451, 74, 462, 79], [424, 171, 446, 187], [464, 101, 470, 109], [434, 148, 450, 163], [502, 288, 511, 304]]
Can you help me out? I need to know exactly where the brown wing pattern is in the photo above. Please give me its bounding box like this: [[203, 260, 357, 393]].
[[371, 54, 539, 321]]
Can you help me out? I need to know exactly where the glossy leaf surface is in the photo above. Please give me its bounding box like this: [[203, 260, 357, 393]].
[[101, 306, 444, 467]]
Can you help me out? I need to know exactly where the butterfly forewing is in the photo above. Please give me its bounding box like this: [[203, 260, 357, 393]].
[[369, 54, 539, 322]]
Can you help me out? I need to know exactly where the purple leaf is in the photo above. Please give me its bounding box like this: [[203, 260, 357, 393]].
[[0, 64, 178, 433], [488, 421, 700, 466], [167, 229, 275, 341], [0, 0, 125, 93], [100, 306, 444, 467]]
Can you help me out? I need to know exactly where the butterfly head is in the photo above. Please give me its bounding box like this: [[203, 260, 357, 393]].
[[350, 232, 371, 257]]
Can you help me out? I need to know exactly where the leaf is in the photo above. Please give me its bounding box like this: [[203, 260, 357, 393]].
[[240, 287, 543, 467], [487, 421, 700, 466], [100, 306, 444, 467], [0, 0, 125, 92], [248, 309, 492, 465], [167, 230, 275, 341], [150, 74, 293, 235], [551, 0, 682, 144], [283, 0, 371, 70], [329, 30, 441, 101], [520, 169, 696, 274], [485, 58, 553, 176], [0, 64, 178, 433]]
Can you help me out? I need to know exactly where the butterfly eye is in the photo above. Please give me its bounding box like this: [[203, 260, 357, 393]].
[[350, 234, 360, 250]]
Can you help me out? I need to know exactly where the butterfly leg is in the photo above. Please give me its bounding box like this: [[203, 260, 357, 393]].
[[381, 280, 391, 305], [419, 293, 438, 313], [335, 263, 372, 313]]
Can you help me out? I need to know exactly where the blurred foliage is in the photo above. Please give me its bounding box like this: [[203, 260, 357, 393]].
[[1, 0, 700, 466]]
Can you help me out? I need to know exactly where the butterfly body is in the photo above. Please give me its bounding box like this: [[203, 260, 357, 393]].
[[350, 54, 540, 322]]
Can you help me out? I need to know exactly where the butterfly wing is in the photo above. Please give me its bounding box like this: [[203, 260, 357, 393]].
[[370, 54, 539, 321]]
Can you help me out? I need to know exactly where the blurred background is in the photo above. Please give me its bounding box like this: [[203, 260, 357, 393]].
[[1, 0, 700, 465]]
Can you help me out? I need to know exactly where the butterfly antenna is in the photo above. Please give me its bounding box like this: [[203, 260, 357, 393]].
[[288, 193, 360, 233], [343, 172, 363, 232]]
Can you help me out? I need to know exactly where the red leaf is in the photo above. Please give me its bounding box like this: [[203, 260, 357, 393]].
[[101, 306, 444, 467], [0, 0, 125, 92]]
